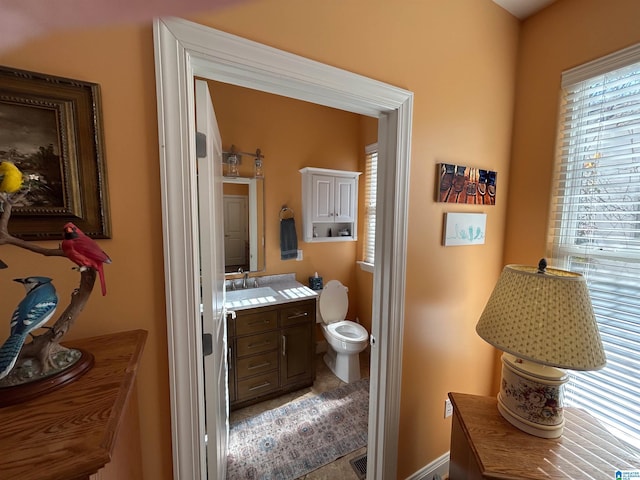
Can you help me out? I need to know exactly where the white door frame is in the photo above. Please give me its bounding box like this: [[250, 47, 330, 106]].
[[153, 17, 412, 480]]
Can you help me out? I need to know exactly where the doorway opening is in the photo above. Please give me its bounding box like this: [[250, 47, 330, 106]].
[[154, 17, 412, 480]]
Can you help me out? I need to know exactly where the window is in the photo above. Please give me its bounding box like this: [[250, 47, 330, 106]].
[[360, 143, 377, 271], [548, 43, 640, 451]]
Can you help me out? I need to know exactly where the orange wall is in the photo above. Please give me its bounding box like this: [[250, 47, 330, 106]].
[[197, 5, 518, 477], [0, 1, 520, 478], [0, 23, 174, 480], [191, 1, 518, 475], [209, 81, 361, 296], [208, 80, 368, 339], [505, 0, 640, 268], [210, 80, 379, 333]]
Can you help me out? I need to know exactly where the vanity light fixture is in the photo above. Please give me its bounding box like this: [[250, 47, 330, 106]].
[[227, 154, 239, 177], [222, 145, 241, 177], [222, 145, 265, 178], [254, 148, 264, 178]]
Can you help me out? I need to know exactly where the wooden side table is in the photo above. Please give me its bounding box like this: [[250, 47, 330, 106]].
[[448, 392, 640, 480], [0, 330, 147, 480]]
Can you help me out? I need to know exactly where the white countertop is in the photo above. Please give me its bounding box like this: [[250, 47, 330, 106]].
[[224, 273, 319, 311]]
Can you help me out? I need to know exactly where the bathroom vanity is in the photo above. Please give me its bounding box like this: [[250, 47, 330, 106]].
[[225, 275, 318, 410]]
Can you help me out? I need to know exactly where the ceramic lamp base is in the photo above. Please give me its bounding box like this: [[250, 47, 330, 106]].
[[497, 353, 569, 439]]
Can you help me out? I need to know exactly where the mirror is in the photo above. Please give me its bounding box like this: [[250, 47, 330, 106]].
[[223, 176, 265, 274]]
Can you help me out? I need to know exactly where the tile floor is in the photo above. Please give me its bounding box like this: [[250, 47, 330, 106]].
[[230, 351, 370, 479]]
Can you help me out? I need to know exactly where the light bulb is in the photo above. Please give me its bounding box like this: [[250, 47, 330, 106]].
[[227, 155, 238, 177], [254, 158, 263, 178]]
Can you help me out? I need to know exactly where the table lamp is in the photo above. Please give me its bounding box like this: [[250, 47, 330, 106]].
[[475, 259, 606, 438]]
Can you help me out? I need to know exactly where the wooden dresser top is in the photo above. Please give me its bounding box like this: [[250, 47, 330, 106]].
[[0, 330, 147, 480], [449, 392, 640, 479]]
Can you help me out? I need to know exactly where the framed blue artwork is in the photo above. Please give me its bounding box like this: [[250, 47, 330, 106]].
[[443, 212, 487, 246]]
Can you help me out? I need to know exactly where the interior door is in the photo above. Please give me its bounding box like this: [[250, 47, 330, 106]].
[[195, 79, 228, 480], [223, 195, 248, 268]]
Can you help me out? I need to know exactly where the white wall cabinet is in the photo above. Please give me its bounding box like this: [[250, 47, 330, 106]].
[[300, 167, 361, 242]]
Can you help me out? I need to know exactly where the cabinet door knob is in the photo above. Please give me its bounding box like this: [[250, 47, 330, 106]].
[[282, 335, 287, 357]]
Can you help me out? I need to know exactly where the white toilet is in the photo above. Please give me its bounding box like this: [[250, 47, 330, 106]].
[[318, 280, 369, 383]]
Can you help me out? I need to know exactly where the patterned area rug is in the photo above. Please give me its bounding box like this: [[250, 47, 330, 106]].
[[227, 377, 369, 480]]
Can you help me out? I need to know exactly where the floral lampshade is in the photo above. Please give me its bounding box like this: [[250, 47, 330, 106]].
[[475, 260, 607, 438], [476, 261, 606, 371]]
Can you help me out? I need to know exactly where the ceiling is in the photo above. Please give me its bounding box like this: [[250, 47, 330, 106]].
[[492, 0, 557, 19]]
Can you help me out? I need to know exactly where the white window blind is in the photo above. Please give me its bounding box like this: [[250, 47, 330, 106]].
[[362, 144, 378, 266], [548, 43, 640, 452]]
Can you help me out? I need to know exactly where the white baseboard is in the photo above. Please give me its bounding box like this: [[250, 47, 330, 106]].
[[405, 452, 449, 480]]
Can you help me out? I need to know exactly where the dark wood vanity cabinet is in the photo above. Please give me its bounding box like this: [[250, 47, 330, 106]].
[[280, 302, 315, 388], [228, 298, 315, 410]]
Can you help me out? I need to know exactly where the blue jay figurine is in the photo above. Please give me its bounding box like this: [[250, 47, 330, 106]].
[[0, 277, 58, 380]]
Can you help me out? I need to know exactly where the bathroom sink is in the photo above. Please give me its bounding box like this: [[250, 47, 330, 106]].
[[225, 286, 278, 307]]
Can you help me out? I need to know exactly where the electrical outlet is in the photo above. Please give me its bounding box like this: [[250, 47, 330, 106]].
[[444, 399, 453, 418], [296, 249, 303, 261]]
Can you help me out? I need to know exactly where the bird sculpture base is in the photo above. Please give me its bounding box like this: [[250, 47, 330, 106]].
[[0, 348, 94, 407]]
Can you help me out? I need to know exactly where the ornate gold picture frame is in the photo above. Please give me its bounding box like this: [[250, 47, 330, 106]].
[[0, 66, 110, 239]]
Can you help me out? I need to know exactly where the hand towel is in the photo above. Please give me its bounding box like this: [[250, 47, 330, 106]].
[[280, 217, 298, 260]]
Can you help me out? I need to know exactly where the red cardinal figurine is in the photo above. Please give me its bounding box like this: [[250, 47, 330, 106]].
[[61, 222, 112, 296]]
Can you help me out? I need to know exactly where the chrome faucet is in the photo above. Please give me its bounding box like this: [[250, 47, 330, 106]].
[[237, 267, 249, 289]]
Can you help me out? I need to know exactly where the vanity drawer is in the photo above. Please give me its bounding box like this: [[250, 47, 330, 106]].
[[236, 310, 278, 336], [279, 300, 315, 327], [229, 297, 316, 411], [237, 351, 278, 379], [236, 331, 279, 357], [237, 371, 279, 399]]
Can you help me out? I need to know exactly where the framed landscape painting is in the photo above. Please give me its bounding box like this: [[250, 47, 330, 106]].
[[0, 66, 111, 239]]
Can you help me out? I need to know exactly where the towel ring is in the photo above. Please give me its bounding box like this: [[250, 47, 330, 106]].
[[279, 206, 294, 220]]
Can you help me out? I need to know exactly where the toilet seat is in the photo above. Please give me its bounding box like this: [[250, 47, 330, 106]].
[[319, 280, 349, 324], [327, 321, 368, 344], [319, 280, 368, 344]]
